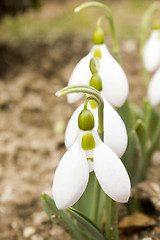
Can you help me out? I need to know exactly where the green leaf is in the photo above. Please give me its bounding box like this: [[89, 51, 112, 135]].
[[148, 107, 160, 140], [68, 207, 107, 240], [97, 188, 106, 227], [135, 119, 147, 154], [121, 130, 141, 186], [130, 103, 143, 120], [41, 193, 83, 240]]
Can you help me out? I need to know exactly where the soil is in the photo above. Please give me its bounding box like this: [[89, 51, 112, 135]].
[[0, 3, 160, 240]]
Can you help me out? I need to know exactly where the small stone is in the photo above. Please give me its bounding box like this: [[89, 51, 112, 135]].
[[122, 40, 137, 52], [152, 151, 160, 166], [136, 181, 160, 211], [23, 226, 35, 238], [31, 235, 43, 240], [53, 120, 65, 134], [119, 212, 156, 232], [141, 238, 152, 240], [33, 211, 49, 225]]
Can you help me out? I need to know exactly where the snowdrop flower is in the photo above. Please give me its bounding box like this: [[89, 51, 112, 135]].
[[148, 68, 160, 106], [143, 29, 160, 73], [53, 117, 131, 209], [67, 44, 129, 107], [65, 97, 128, 157]]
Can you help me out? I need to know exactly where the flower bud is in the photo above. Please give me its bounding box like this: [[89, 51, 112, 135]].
[[81, 132, 95, 150], [93, 26, 105, 45], [78, 109, 95, 131], [89, 72, 102, 91]]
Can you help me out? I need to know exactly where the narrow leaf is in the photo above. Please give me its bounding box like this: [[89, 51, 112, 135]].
[[68, 207, 107, 240], [41, 193, 83, 240], [135, 119, 147, 154]]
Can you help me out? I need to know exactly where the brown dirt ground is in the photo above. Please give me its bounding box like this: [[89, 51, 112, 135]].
[[0, 3, 160, 240]]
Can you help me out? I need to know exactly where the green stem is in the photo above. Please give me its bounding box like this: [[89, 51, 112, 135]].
[[143, 116, 160, 179], [105, 196, 118, 240], [84, 97, 92, 109], [90, 176, 101, 224], [75, 1, 120, 63], [140, 1, 160, 50]]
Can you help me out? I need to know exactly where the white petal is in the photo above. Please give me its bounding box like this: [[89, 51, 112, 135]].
[[91, 44, 129, 107], [65, 98, 128, 157], [53, 135, 89, 209], [103, 99, 128, 157], [65, 104, 84, 149], [143, 30, 160, 73], [148, 68, 160, 106], [93, 136, 131, 203], [93, 97, 128, 157], [67, 54, 92, 103]]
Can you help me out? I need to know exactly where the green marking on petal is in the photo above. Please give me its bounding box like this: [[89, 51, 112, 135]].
[[153, 20, 160, 30], [94, 48, 102, 59], [89, 100, 97, 109], [81, 132, 95, 151], [87, 158, 93, 162]]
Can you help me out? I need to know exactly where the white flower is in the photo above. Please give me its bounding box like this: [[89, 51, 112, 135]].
[[67, 44, 129, 107], [143, 30, 160, 73], [148, 68, 160, 106], [65, 98, 128, 157], [53, 131, 131, 209]]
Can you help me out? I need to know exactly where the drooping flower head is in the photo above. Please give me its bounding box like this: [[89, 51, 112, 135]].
[[142, 28, 160, 73], [148, 68, 160, 106], [53, 105, 131, 210], [65, 58, 128, 158], [67, 26, 129, 107]]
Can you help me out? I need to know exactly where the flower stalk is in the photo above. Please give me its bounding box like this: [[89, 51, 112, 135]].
[[56, 85, 104, 139], [75, 1, 120, 63], [57, 85, 121, 240]]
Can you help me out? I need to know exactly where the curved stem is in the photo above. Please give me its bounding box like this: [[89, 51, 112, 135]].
[[140, 1, 160, 88], [56, 85, 104, 139], [75, 1, 121, 63], [97, 15, 107, 28], [84, 97, 92, 109], [140, 1, 160, 50]]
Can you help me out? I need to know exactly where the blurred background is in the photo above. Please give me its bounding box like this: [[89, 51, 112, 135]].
[[0, 0, 159, 240]]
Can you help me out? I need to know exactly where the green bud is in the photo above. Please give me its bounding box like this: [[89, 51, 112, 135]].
[[89, 72, 102, 91], [78, 109, 95, 131], [93, 26, 104, 45], [81, 132, 95, 151], [94, 48, 102, 59]]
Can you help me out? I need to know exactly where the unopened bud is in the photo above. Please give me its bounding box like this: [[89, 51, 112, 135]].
[[78, 109, 95, 131], [93, 26, 105, 45], [89, 72, 102, 91]]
